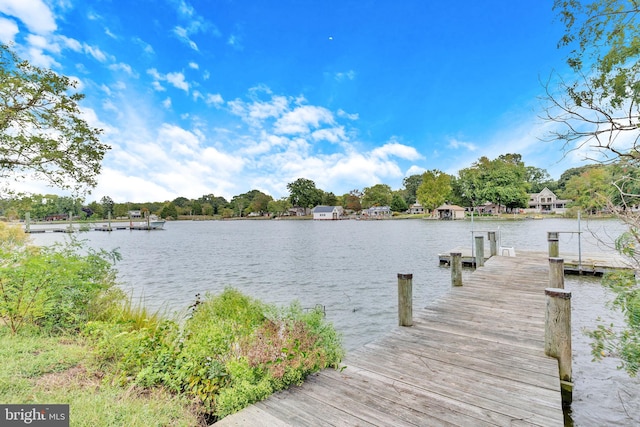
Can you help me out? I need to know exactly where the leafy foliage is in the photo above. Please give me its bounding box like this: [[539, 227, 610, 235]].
[[0, 229, 120, 334], [287, 178, 323, 209], [0, 44, 108, 194], [548, 0, 640, 162], [416, 170, 452, 211], [87, 288, 344, 420], [586, 270, 640, 376], [361, 183, 392, 208]]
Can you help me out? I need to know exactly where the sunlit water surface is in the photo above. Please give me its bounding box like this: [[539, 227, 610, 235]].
[[29, 217, 640, 426]]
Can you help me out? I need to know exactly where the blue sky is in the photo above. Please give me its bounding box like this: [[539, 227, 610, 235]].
[[1, 0, 583, 202]]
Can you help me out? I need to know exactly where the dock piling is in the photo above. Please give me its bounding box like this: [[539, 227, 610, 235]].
[[488, 231, 497, 257], [474, 236, 485, 268], [544, 287, 572, 406], [549, 257, 564, 289], [548, 232, 559, 258], [397, 273, 413, 326], [451, 252, 462, 287]]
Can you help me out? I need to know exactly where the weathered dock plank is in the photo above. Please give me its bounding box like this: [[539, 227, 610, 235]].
[[216, 253, 564, 426]]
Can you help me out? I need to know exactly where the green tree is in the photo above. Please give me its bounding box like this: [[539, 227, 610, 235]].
[[390, 191, 408, 212], [267, 197, 292, 216], [248, 192, 273, 214], [402, 174, 423, 205], [525, 166, 555, 193], [322, 191, 338, 206], [453, 167, 483, 209], [561, 166, 611, 214], [551, 0, 640, 376], [160, 202, 178, 219], [361, 184, 392, 208], [477, 154, 529, 211], [287, 178, 323, 209], [342, 190, 362, 212], [0, 45, 108, 194], [548, 0, 640, 163], [416, 170, 452, 212], [101, 196, 114, 218]]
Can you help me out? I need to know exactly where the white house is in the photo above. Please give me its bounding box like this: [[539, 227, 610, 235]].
[[312, 205, 344, 220], [409, 203, 425, 214], [365, 206, 391, 217], [528, 188, 570, 214]]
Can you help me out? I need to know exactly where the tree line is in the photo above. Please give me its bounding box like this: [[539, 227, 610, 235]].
[[0, 153, 630, 221]]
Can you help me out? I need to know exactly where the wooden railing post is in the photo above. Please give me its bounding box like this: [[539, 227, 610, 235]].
[[487, 231, 497, 257], [545, 288, 572, 406], [548, 232, 559, 258], [549, 257, 564, 289], [474, 236, 485, 268], [25, 212, 31, 234], [397, 273, 413, 326], [451, 252, 462, 287]]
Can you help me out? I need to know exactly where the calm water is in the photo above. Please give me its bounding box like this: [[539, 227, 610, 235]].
[[29, 217, 640, 426]]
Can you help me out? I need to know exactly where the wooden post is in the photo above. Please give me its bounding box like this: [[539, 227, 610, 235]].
[[451, 252, 462, 287], [397, 273, 413, 326], [487, 231, 497, 257], [548, 232, 559, 258], [107, 211, 112, 231], [549, 257, 564, 289], [545, 288, 572, 406], [474, 236, 485, 268], [25, 212, 31, 234]]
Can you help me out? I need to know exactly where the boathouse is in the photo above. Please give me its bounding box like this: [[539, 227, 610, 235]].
[[435, 203, 465, 220], [312, 205, 343, 220]]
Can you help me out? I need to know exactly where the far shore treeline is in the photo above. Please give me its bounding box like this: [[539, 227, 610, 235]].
[[1, 154, 632, 221]]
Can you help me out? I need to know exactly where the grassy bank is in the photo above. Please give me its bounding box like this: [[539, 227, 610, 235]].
[[0, 223, 343, 426], [0, 329, 201, 426]]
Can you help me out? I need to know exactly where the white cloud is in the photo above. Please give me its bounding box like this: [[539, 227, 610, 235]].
[[274, 105, 335, 135], [109, 62, 135, 76], [188, 61, 199, 69], [371, 142, 423, 161], [0, 16, 18, 43], [205, 93, 224, 107], [162, 97, 172, 108], [0, 0, 56, 34], [83, 44, 110, 62], [173, 26, 198, 51], [334, 70, 356, 81], [166, 71, 189, 92], [448, 137, 478, 152]]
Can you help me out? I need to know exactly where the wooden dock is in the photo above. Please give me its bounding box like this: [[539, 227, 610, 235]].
[[216, 253, 565, 426], [439, 247, 631, 275]]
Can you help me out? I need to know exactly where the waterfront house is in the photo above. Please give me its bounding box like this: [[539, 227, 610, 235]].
[[435, 204, 466, 220], [312, 205, 344, 220], [408, 203, 425, 214], [527, 188, 570, 214], [288, 207, 309, 216], [365, 206, 391, 217]]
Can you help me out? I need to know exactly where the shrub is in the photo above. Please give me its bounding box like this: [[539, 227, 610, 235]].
[[86, 288, 344, 420], [0, 235, 120, 334], [587, 270, 640, 376]]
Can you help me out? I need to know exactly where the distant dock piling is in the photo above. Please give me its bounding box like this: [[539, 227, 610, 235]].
[[397, 273, 413, 326]]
